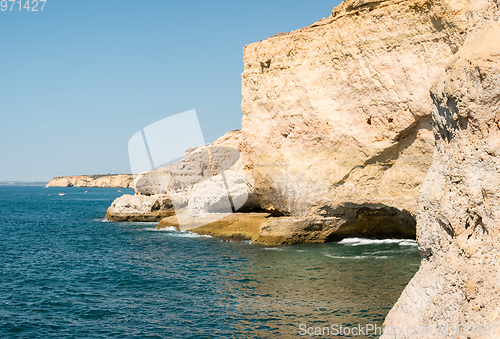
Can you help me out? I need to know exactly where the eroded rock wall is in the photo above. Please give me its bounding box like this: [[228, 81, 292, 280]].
[[241, 0, 473, 219], [382, 18, 500, 338]]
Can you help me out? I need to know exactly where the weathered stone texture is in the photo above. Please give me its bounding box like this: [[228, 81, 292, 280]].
[[382, 18, 500, 338]]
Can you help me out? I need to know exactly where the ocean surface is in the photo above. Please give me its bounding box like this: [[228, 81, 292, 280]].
[[0, 186, 420, 338]]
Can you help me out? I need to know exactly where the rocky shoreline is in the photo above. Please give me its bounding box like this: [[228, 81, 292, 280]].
[[104, 0, 500, 332], [106, 0, 477, 244]]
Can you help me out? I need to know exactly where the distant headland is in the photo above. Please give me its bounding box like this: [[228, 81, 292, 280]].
[[46, 174, 134, 188]]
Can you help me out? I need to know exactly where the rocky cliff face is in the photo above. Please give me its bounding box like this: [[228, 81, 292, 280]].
[[382, 17, 500, 338], [241, 0, 472, 227], [47, 174, 134, 188]]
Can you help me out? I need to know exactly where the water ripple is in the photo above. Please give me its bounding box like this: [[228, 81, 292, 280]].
[[0, 187, 420, 339]]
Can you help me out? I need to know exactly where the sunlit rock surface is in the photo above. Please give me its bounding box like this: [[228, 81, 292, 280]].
[[107, 130, 259, 222], [241, 0, 474, 228]]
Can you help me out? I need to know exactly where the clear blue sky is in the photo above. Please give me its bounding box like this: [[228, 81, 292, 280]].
[[0, 0, 341, 182]]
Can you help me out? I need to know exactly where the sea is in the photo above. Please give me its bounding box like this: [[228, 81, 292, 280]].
[[0, 186, 420, 338]]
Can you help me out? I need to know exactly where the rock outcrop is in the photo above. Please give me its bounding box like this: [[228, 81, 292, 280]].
[[107, 130, 260, 222], [157, 212, 271, 242], [241, 0, 473, 235], [105, 194, 175, 222], [382, 18, 500, 338], [47, 174, 133, 188]]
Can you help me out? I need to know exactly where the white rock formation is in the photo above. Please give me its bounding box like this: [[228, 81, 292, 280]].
[[105, 194, 174, 222], [107, 130, 259, 222]]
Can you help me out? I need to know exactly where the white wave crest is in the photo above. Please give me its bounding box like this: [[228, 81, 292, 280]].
[[142, 227, 211, 238], [144, 227, 178, 232], [325, 254, 368, 259], [399, 241, 418, 246], [170, 231, 212, 238], [339, 238, 416, 246], [325, 254, 390, 260]]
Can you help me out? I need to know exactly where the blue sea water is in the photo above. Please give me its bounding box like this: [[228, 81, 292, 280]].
[[0, 186, 420, 338]]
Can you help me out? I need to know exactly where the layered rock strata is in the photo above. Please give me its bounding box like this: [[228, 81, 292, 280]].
[[382, 19, 500, 338], [241, 0, 473, 236], [47, 174, 133, 188]]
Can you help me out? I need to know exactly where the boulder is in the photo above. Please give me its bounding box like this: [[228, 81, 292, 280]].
[[105, 194, 175, 222]]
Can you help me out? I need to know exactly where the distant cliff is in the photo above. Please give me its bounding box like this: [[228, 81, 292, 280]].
[[47, 174, 134, 188]]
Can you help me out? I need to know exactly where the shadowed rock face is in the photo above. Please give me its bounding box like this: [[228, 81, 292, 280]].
[[241, 0, 472, 221], [257, 203, 417, 245], [382, 19, 500, 338]]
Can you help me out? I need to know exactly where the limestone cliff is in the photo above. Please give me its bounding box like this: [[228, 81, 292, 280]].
[[382, 18, 500, 338], [47, 174, 134, 188], [107, 0, 498, 245], [241, 0, 473, 233]]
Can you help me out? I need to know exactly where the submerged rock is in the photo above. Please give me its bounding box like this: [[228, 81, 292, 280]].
[[382, 18, 500, 338]]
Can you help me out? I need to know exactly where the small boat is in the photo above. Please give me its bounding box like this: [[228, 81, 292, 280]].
[[84, 190, 88, 193], [58, 193, 66, 196], [117, 190, 122, 192]]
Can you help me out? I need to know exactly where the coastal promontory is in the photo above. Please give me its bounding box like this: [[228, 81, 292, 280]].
[[106, 0, 499, 247]]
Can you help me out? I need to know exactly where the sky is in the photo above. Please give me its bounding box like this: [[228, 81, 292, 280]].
[[0, 0, 342, 182]]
